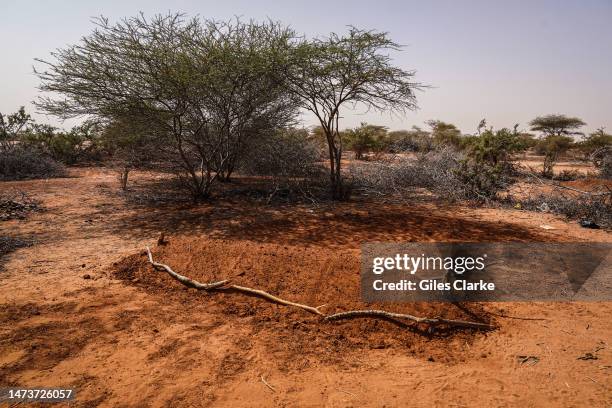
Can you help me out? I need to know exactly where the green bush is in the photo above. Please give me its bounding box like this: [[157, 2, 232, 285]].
[[344, 123, 388, 160], [427, 120, 463, 148], [386, 128, 433, 153], [21, 122, 104, 164], [454, 127, 524, 200], [534, 135, 574, 177]]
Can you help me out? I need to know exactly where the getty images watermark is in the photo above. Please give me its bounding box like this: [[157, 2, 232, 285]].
[[361, 243, 612, 302]]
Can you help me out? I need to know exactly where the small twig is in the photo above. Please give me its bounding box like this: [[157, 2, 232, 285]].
[[261, 376, 276, 392], [339, 389, 356, 397], [586, 376, 599, 385]]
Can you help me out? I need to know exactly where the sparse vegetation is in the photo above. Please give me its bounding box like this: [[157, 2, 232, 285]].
[[520, 193, 611, 229], [2, 6, 612, 408]]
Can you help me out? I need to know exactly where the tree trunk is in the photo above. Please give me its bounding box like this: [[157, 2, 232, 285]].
[[118, 166, 130, 190], [328, 144, 346, 200]]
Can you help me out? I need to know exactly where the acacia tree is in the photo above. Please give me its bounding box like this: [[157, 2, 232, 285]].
[[529, 114, 586, 137], [426, 120, 462, 148], [35, 14, 297, 199], [345, 122, 388, 160], [529, 114, 585, 177], [198, 19, 299, 182], [0, 107, 31, 151], [287, 28, 423, 199]]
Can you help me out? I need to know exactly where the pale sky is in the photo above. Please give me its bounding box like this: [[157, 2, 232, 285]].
[[1, 0, 611, 135]]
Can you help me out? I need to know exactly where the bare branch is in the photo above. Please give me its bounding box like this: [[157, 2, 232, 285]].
[[324, 309, 495, 330], [146, 246, 229, 289]]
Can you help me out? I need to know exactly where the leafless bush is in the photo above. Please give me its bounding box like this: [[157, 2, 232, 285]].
[[350, 147, 474, 200], [238, 129, 327, 202], [519, 193, 611, 228], [591, 146, 611, 179], [0, 146, 65, 181], [0, 190, 41, 221], [351, 146, 517, 202]]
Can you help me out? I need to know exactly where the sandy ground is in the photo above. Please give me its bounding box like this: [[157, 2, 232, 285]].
[[0, 168, 610, 407]]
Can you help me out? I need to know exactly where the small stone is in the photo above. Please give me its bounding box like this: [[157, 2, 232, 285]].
[[82, 274, 91, 279]]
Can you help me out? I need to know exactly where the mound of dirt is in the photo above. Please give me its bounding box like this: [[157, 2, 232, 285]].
[[113, 237, 493, 365]]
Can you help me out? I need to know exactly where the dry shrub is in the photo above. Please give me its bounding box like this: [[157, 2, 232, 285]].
[[351, 140, 519, 202], [555, 169, 582, 181], [520, 193, 611, 228], [592, 146, 611, 179], [0, 190, 41, 221], [239, 130, 327, 202], [350, 147, 484, 201], [0, 146, 65, 181]]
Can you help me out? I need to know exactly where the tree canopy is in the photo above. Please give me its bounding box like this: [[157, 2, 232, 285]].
[[529, 114, 586, 137], [35, 13, 299, 198], [287, 27, 424, 198]]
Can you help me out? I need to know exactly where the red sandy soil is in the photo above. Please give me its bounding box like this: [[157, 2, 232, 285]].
[[1, 167, 610, 407]]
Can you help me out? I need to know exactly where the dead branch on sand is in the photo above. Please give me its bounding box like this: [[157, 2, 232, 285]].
[[260, 376, 276, 392], [221, 285, 324, 316], [146, 246, 229, 290], [324, 310, 494, 329], [145, 247, 494, 330], [146, 247, 323, 316]]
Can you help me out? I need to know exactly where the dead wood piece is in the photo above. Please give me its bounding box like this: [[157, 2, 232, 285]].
[[146, 246, 229, 290], [144, 247, 493, 328], [324, 309, 495, 330], [146, 247, 322, 315], [260, 376, 276, 392], [222, 284, 324, 316]]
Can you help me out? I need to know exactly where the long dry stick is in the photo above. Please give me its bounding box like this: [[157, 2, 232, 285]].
[[146, 247, 323, 316], [145, 247, 492, 329], [146, 246, 229, 290], [324, 310, 495, 330], [222, 285, 324, 316]]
